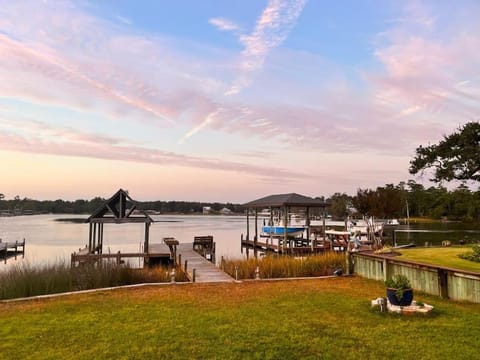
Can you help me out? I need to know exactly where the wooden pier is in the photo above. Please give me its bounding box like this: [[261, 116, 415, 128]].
[[176, 243, 233, 283], [0, 239, 25, 264], [71, 242, 172, 267]]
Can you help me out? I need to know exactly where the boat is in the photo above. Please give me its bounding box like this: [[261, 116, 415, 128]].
[[261, 226, 305, 237]]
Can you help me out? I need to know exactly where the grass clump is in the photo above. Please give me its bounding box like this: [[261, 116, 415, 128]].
[[0, 262, 187, 300], [223, 252, 345, 279], [458, 244, 480, 263]]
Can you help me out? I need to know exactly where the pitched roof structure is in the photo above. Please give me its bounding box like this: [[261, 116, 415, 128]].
[[87, 188, 153, 224], [243, 193, 328, 208]]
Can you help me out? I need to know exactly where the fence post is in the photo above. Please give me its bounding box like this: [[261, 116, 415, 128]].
[[178, 254, 181, 268], [170, 268, 176, 283], [255, 266, 260, 280], [184, 260, 188, 273], [235, 265, 239, 281], [192, 268, 196, 283]]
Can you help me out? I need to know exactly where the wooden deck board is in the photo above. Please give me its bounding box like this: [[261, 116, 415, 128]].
[[177, 243, 233, 283]]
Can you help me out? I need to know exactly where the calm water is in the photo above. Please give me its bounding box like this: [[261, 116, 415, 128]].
[[0, 214, 247, 269], [2, 215, 480, 269]]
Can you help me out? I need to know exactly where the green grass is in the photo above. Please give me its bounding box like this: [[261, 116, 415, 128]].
[[397, 246, 480, 272], [0, 262, 187, 300], [1, 277, 479, 359], [223, 252, 346, 279]]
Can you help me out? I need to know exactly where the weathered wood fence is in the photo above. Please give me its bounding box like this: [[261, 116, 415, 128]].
[[351, 252, 480, 303]]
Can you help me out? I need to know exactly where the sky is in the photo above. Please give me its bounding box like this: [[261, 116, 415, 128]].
[[0, 0, 479, 203]]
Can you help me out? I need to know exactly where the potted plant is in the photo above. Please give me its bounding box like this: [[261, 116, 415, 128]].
[[385, 274, 413, 306]]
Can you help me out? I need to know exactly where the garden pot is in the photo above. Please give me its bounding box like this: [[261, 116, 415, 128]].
[[386, 287, 413, 306]]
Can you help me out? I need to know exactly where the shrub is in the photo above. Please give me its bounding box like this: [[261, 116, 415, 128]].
[[458, 244, 480, 263]]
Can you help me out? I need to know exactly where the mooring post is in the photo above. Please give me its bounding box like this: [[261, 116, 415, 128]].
[[22, 238, 25, 258], [14, 240, 18, 260], [192, 268, 196, 283], [116, 251, 121, 266], [178, 254, 181, 267], [255, 266, 260, 280], [184, 260, 188, 273]]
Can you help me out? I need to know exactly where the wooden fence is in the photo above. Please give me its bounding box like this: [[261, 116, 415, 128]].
[[351, 252, 480, 303]]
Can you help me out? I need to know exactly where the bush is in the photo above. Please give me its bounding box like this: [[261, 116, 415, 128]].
[[458, 244, 480, 263]]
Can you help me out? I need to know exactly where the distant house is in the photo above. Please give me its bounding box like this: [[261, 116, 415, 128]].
[[219, 207, 233, 215], [202, 206, 212, 214]]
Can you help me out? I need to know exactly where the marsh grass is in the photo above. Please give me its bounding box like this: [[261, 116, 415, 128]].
[[0, 261, 187, 300], [223, 252, 345, 279]]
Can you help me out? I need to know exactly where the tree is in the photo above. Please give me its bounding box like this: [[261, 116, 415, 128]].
[[328, 193, 352, 219], [410, 122, 480, 182]]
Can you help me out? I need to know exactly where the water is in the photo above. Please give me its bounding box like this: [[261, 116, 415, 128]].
[[2, 215, 480, 269], [0, 214, 247, 268], [391, 221, 480, 246]]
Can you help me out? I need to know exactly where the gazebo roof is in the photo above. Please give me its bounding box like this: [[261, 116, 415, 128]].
[[243, 193, 329, 208], [87, 189, 153, 224]]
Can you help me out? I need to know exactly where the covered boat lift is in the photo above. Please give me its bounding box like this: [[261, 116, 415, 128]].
[[241, 193, 330, 257]]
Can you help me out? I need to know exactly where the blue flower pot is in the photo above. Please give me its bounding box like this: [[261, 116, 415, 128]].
[[386, 288, 413, 306]]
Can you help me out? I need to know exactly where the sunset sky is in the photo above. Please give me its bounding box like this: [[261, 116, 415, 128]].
[[1, 0, 479, 202]]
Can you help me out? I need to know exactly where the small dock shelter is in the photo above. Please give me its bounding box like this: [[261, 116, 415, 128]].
[[85, 189, 153, 255], [241, 193, 330, 256]]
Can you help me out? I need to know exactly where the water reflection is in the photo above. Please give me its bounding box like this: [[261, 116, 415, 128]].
[[1, 214, 246, 268]]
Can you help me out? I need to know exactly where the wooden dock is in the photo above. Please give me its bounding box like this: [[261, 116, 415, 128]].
[[0, 239, 25, 263], [176, 243, 234, 283], [71, 241, 234, 283]]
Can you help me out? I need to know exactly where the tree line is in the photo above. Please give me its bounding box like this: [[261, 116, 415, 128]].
[[0, 195, 244, 215], [1, 181, 479, 221]]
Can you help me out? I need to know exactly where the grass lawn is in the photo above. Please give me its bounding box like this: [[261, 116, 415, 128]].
[[397, 246, 480, 272], [1, 277, 480, 359]]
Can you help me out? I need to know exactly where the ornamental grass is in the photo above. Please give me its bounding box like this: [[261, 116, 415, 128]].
[[222, 252, 345, 279]]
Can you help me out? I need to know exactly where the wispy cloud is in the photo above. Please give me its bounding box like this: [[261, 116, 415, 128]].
[[209, 17, 241, 33], [226, 0, 307, 96], [0, 112, 310, 181]]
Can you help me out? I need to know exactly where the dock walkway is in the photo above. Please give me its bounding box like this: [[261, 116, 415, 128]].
[[176, 243, 234, 283]]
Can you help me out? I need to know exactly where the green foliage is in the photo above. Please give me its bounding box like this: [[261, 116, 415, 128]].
[[222, 253, 346, 279], [385, 274, 412, 301], [328, 192, 352, 219], [410, 122, 480, 182], [0, 262, 187, 300], [352, 184, 406, 219], [458, 244, 480, 263], [385, 274, 411, 289]]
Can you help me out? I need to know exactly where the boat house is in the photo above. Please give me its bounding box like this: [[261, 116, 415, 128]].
[[241, 193, 330, 257]]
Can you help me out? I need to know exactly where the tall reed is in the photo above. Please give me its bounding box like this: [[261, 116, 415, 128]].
[[223, 252, 346, 279], [0, 261, 187, 300]]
